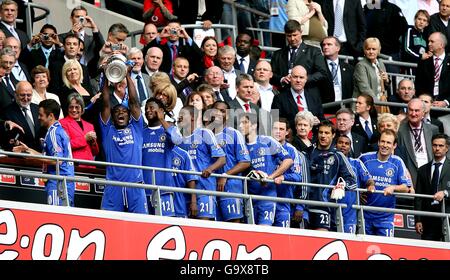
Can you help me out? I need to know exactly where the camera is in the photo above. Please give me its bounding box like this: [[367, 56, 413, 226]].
[[111, 43, 121, 51], [42, 33, 50, 40], [170, 28, 178, 35], [79, 16, 85, 24]]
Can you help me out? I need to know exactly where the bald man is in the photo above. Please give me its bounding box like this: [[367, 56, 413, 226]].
[[271, 65, 324, 130], [1, 81, 43, 151], [143, 46, 163, 77], [253, 60, 278, 112], [415, 32, 450, 109]]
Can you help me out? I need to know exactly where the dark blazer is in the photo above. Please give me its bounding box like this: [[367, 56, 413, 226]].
[[14, 62, 32, 82], [415, 55, 450, 104], [425, 13, 450, 53], [1, 102, 43, 152], [271, 87, 324, 130], [317, 0, 366, 55], [414, 158, 450, 241], [0, 79, 16, 110], [0, 22, 30, 50], [144, 38, 200, 75], [397, 121, 439, 185], [47, 54, 92, 103], [270, 42, 328, 88], [19, 46, 63, 73], [321, 58, 354, 104], [352, 114, 379, 152], [233, 56, 257, 76], [59, 30, 105, 77], [349, 132, 367, 158], [176, 0, 223, 25]]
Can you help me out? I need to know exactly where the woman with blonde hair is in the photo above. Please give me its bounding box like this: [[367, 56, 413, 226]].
[[353, 37, 390, 101], [153, 82, 183, 122], [61, 59, 96, 115]]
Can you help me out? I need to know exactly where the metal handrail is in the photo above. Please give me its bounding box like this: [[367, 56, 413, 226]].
[[223, 0, 270, 19], [322, 98, 450, 113], [129, 23, 238, 48], [1, 149, 449, 238]]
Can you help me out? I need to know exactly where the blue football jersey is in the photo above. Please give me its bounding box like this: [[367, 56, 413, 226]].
[[276, 142, 302, 212], [167, 146, 199, 217], [178, 128, 225, 191], [309, 147, 357, 203], [43, 121, 75, 176], [100, 114, 144, 183], [359, 152, 411, 220], [246, 136, 291, 197], [142, 125, 181, 194], [339, 158, 372, 226], [215, 127, 250, 199]]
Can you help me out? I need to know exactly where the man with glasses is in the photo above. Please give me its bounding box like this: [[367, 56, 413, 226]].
[[1, 81, 42, 151], [0, 47, 19, 109]]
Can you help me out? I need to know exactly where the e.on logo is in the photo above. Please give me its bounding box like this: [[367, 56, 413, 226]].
[[146, 226, 271, 260], [0, 209, 106, 260]]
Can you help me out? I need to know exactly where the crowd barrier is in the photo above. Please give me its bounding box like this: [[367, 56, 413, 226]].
[[0, 150, 448, 241]]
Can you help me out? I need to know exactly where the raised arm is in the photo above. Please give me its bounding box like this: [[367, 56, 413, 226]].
[[126, 72, 141, 120], [100, 74, 111, 123]]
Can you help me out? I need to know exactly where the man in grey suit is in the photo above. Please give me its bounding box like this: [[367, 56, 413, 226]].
[[397, 98, 439, 186], [128, 48, 150, 107], [415, 133, 450, 241]]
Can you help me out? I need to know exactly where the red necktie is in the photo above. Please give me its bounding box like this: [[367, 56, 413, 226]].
[[244, 103, 250, 112], [296, 95, 304, 112]]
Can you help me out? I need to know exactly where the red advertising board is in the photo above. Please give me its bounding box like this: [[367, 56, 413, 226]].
[[0, 200, 449, 260]]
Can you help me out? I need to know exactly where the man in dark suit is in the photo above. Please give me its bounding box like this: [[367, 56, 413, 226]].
[[234, 32, 257, 76], [19, 24, 64, 72], [59, 5, 104, 78], [316, 0, 366, 57], [4, 37, 31, 82], [176, 0, 223, 29], [229, 73, 270, 134], [0, 55, 17, 110], [0, 0, 29, 50], [1, 81, 42, 152], [204, 66, 233, 104], [144, 21, 198, 75], [218, 45, 241, 100], [271, 65, 324, 131], [170, 57, 200, 104], [397, 98, 439, 186], [388, 78, 415, 116], [47, 34, 91, 97], [320, 36, 354, 106], [270, 20, 328, 89], [419, 93, 444, 133], [415, 32, 450, 114], [335, 108, 367, 158], [415, 133, 450, 241], [424, 0, 450, 53]]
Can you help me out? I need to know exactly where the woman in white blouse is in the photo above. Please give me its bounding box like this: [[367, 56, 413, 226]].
[[31, 65, 64, 118]]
